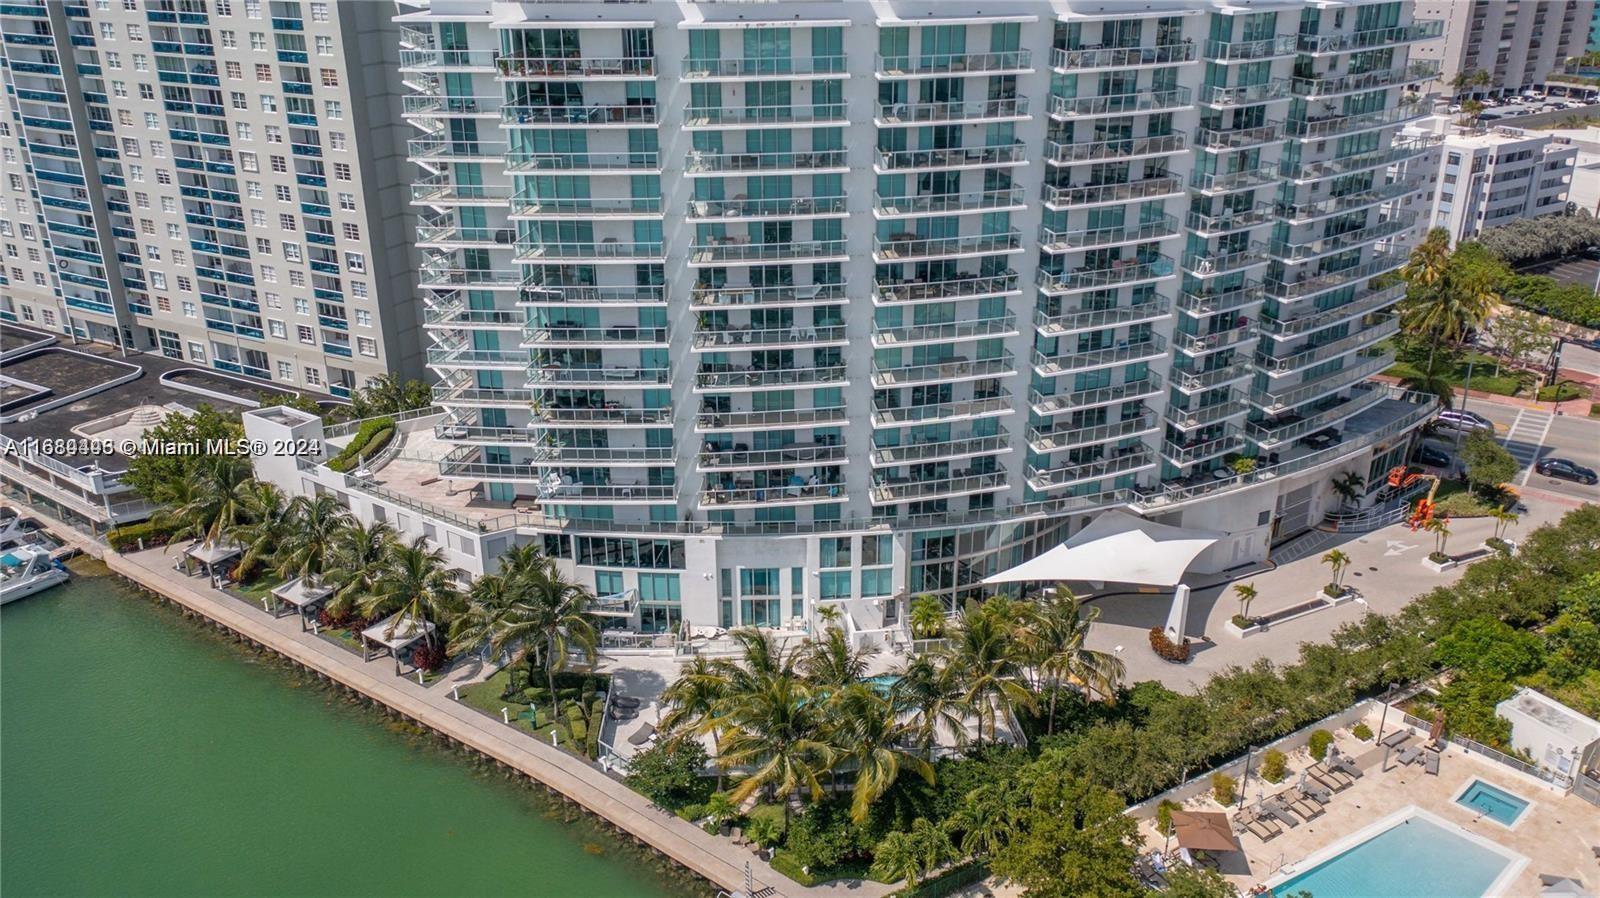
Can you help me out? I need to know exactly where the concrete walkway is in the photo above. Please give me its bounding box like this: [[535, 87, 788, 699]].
[[108, 545, 889, 898]]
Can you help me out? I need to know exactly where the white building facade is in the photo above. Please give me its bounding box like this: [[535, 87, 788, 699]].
[[1412, 0, 1595, 99], [249, 0, 1444, 639], [1411, 124, 1577, 244]]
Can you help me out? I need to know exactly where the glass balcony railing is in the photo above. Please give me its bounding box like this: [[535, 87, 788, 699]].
[[503, 103, 656, 126], [495, 56, 655, 78], [1182, 243, 1269, 277], [682, 56, 846, 78], [1034, 300, 1172, 337], [697, 407, 849, 432], [1196, 79, 1290, 106], [1049, 44, 1197, 71], [527, 366, 670, 387], [877, 50, 1032, 76], [694, 365, 848, 390], [1279, 135, 1439, 182], [1259, 283, 1405, 338], [685, 104, 846, 127], [402, 95, 498, 117], [871, 393, 1014, 427], [1027, 449, 1154, 492], [506, 151, 662, 173], [690, 283, 846, 308], [1048, 89, 1192, 119], [1290, 60, 1442, 98], [875, 188, 1026, 216], [1194, 121, 1283, 151], [1186, 205, 1276, 236], [1190, 167, 1278, 194], [875, 142, 1029, 171], [873, 231, 1022, 261], [874, 271, 1019, 303], [1043, 134, 1187, 165], [687, 149, 848, 174], [876, 98, 1029, 125], [1040, 217, 1179, 253], [1171, 360, 1253, 393], [524, 325, 669, 347], [1041, 176, 1184, 209], [872, 314, 1018, 347], [1268, 217, 1414, 263], [694, 325, 847, 350], [1176, 282, 1266, 316], [687, 196, 847, 219], [691, 239, 848, 264], [1285, 104, 1427, 139], [870, 472, 1008, 505], [1032, 337, 1167, 377], [1296, 20, 1445, 55], [700, 443, 849, 470], [516, 241, 665, 262], [869, 434, 1011, 467], [1036, 256, 1175, 293], [1255, 317, 1400, 376], [871, 354, 1017, 388], [1029, 412, 1159, 454], [1203, 35, 1298, 61]]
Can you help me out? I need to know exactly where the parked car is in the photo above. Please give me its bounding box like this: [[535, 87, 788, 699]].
[[1412, 444, 1452, 468], [1433, 409, 1496, 435], [1534, 458, 1598, 485]]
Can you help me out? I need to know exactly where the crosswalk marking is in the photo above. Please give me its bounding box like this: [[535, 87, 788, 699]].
[[1498, 408, 1555, 486]]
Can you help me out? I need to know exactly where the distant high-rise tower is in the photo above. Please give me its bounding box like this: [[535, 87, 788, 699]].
[[1413, 0, 1596, 99]]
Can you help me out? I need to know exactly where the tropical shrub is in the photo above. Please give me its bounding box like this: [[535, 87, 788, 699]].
[[107, 519, 178, 551], [1210, 772, 1236, 806], [328, 417, 395, 472], [1260, 748, 1287, 783], [1148, 627, 1190, 662], [746, 805, 788, 848], [410, 641, 446, 672], [785, 800, 876, 870], [1308, 729, 1333, 761], [625, 738, 712, 810], [1352, 723, 1374, 742], [1460, 433, 1519, 494], [1155, 799, 1180, 836]]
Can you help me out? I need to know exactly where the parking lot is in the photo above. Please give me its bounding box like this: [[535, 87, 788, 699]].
[[1518, 256, 1600, 293]]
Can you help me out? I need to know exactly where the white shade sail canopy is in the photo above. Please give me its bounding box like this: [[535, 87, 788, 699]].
[[984, 510, 1223, 588]]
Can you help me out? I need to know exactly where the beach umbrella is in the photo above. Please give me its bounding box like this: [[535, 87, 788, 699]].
[[1169, 811, 1241, 853]]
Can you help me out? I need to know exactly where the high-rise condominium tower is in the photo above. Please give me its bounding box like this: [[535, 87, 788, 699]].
[[1412, 0, 1595, 99], [0, 0, 419, 396]]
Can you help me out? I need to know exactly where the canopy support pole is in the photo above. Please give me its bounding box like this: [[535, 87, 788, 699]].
[[1164, 583, 1190, 644]]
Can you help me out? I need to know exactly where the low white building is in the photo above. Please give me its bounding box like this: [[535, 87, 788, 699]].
[[1403, 119, 1578, 244], [1495, 687, 1600, 783]]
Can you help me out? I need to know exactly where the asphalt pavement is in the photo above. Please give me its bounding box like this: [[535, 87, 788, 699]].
[[1447, 401, 1600, 503]]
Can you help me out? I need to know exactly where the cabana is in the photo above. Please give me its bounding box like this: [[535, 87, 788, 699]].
[[181, 541, 241, 582], [270, 577, 334, 630], [360, 613, 436, 674], [983, 509, 1222, 642], [1169, 810, 1242, 868]]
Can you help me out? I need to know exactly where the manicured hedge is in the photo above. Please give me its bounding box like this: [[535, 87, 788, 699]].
[[327, 417, 395, 472], [108, 519, 178, 552]]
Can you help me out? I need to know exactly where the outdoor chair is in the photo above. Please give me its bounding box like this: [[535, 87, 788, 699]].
[[1262, 796, 1301, 827], [1287, 794, 1324, 820], [1396, 746, 1421, 766], [1424, 749, 1440, 776]]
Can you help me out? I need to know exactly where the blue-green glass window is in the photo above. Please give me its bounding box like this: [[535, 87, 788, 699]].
[[638, 573, 680, 602], [595, 570, 623, 596], [820, 570, 851, 599]]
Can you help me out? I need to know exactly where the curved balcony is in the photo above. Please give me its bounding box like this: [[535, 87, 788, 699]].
[[1295, 21, 1445, 56], [872, 231, 1022, 263], [1260, 283, 1405, 340], [1165, 394, 1247, 431], [1042, 176, 1185, 210], [516, 240, 665, 263], [1285, 104, 1428, 140], [871, 354, 1017, 388], [686, 149, 848, 176], [1182, 243, 1269, 278], [1176, 282, 1266, 316], [1245, 384, 1389, 450], [695, 407, 849, 433], [1196, 80, 1290, 108], [874, 188, 1026, 218], [1162, 430, 1247, 468], [873, 271, 1019, 305], [871, 393, 1014, 428], [1036, 256, 1175, 295], [1029, 375, 1164, 417], [1049, 44, 1196, 72], [874, 98, 1030, 127], [1032, 336, 1167, 378], [1276, 179, 1422, 224], [1048, 89, 1192, 120], [1268, 217, 1414, 264], [691, 238, 848, 266], [684, 104, 847, 129], [534, 405, 674, 428], [687, 196, 847, 222], [870, 471, 1008, 505], [1029, 412, 1160, 454], [1280, 135, 1440, 183], [878, 50, 1033, 78], [1194, 121, 1283, 152], [1040, 217, 1180, 254], [505, 152, 663, 175], [1204, 35, 1298, 62], [523, 324, 669, 348], [871, 314, 1018, 348], [1249, 351, 1394, 413], [508, 196, 663, 220], [698, 443, 848, 472], [526, 365, 670, 387], [1187, 205, 1276, 237], [495, 56, 655, 80], [1255, 316, 1400, 377], [693, 324, 848, 351], [1172, 322, 1260, 358], [1291, 60, 1441, 99], [1191, 167, 1278, 196], [694, 364, 848, 391], [690, 283, 847, 309], [502, 103, 657, 128], [1034, 300, 1173, 338], [875, 142, 1028, 172], [1027, 449, 1156, 492], [1043, 133, 1187, 165], [682, 56, 847, 80], [1171, 360, 1253, 394], [869, 434, 1011, 468], [1265, 253, 1405, 301]]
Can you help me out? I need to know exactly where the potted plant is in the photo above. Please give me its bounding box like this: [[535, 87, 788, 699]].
[[1228, 582, 1259, 633], [1485, 507, 1520, 554], [1320, 549, 1353, 599], [1422, 517, 1454, 570], [1229, 455, 1258, 478]]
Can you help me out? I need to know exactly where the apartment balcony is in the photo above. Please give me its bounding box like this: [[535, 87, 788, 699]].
[[869, 433, 1012, 467], [433, 420, 531, 446], [876, 50, 1033, 78], [871, 353, 1017, 388], [1244, 384, 1389, 450], [698, 442, 849, 473], [1172, 322, 1260, 358], [502, 103, 657, 128], [508, 196, 664, 220], [523, 324, 670, 349], [1165, 393, 1247, 431], [1284, 104, 1428, 140], [871, 314, 1018, 348], [870, 393, 1014, 428], [682, 56, 846, 80], [686, 149, 849, 176], [1187, 205, 1275, 238], [1181, 243, 1269, 278], [398, 47, 498, 73], [874, 98, 1030, 127], [495, 56, 655, 80], [874, 188, 1027, 219], [687, 196, 847, 222], [690, 282, 847, 309], [1268, 217, 1414, 264], [1171, 359, 1253, 394], [1036, 256, 1175, 295], [874, 142, 1029, 173], [1190, 167, 1278, 196], [696, 406, 850, 433], [517, 240, 666, 263], [1176, 282, 1267, 317], [411, 175, 514, 206], [1194, 121, 1283, 152], [401, 94, 500, 119], [519, 283, 667, 307], [1255, 316, 1400, 377], [1049, 44, 1197, 72], [1039, 217, 1180, 254], [1295, 21, 1445, 56], [1279, 135, 1440, 183], [1041, 176, 1185, 211], [1203, 35, 1298, 62], [870, 471, 1008, 505], [1259, 283, 1406, 340], [1249, 351, 1394, 413], [693, 324, 848, 351], [1161, 430, 1247, 468], [526, 365, 671, 388], [1196, 79, 1290, 108], [1029, 411, 1159, 455], [1031, 336, 1167, 378], [1030, 375, 1164, 418], [415, 224, 514, 249], [1043, 134, 1187, 166], [872, 231, 1023, 263], [700, 480, 846, 510], [525, 445, 675, 468], [691, 238, 848, 266], [534, 405, 674, 428], [1265, 253, 1405, 301], [433, 376, 538, 406], [406, 136, 506, 163], [1291, 60, 1442, 99], [422, 304, 523, 330], [1276, 180, 1421, 224], [683, 104, 847, 129], [1033, 299, 1173, 338], [418, 267, 524, 291], [505, 151, 663, 175], [1027, 449, 1155, 492], [694, 364, 848, 392], [426, 345, 529, 370], [1047, 89, 1193, 120], [873, 271, 1020, 305]]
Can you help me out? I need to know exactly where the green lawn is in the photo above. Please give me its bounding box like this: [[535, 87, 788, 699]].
[[234, 573, 286, 606], [458, 667, 597, 752], [1431, 479, 1513, 518], [1387, 349, 1534, 398]]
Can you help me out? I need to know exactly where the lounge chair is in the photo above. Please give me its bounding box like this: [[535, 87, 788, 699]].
[[1396, 746, 1421, 766], [627, 722, 656, 746], [1237, 809, 1281, 841], [1297, 782, 1332, 806], [1288, 794, 1324, 819], [1381, 730, 1411, 748], [1307, 765, 1347, 791], [1262, 796, 1301, 827], [1331, 754, 1363, 778], [1424, 749, 1440, 776]]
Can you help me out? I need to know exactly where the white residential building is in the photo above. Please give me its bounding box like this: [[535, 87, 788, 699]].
[[1412, 0, 1595, 99], [1406, 121, 1577, 244]]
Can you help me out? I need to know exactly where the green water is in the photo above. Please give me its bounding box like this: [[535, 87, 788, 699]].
[[1, 566, 700, 898]]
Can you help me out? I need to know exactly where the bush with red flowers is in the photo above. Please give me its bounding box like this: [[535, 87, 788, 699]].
[[410, 641, 447, 672], [1148, 627, 1190, 663]]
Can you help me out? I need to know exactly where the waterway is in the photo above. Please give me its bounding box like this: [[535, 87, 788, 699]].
[[1, 563, 700, 898]]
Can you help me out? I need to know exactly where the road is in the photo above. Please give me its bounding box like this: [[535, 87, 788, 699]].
[[1449, 401, 1600, 504], [1557, 340, 1600, 380], [1519, 256, 1600, 293]]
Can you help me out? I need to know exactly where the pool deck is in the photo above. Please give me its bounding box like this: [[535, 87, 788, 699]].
[[1140, 713, 1600, 896]]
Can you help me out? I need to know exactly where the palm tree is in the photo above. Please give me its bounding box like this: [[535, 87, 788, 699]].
[[1400, 231, 1499, 377], [445, 569, 515, 663], [1031, 589, 1125, 733], [949, 783, 1017, 859], [827, 683, 934, 823], [799, 625, 875, 687], [870, 829, 924, 886], [1329, 472, 1366, 510], [359, 535, 462, 654], [516, 558, 600, 710], [1233, 582, 1259, 621], [273, 493, 351, 585], [324, 519, 397, 618], [660, 654, 730, 736], [1424, 516, 1453, 560], [1489, 506, 1520, 542], [908, 594, 946, 639], [716, 675, 835, 820], [889, 653, 970, 756], [230, 481, 292, 577], [155, 456, 253, 548], [1398, 228, 1456, 377], [1321, 549, 1352, 594], [945, 599, 1034, 747]]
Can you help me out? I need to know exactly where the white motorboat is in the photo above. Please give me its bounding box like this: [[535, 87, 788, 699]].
[[0, 508, 60, 554], [0, 544, 70, 605]]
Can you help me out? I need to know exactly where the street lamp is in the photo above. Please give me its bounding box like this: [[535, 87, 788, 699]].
[[1376, 681, 1399, 770], [1454, 336, 1480, 453]]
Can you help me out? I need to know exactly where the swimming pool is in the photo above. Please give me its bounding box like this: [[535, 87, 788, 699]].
[[1455, 779, 1531, 827], [1271, 814, 1515, 898]]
